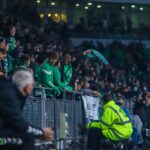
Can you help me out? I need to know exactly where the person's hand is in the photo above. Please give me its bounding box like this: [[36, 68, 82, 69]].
[[94, 91, 100, 97], [43, 128, 53, 140], [54, 86, 60, 94], [82, 49, 91, 56]]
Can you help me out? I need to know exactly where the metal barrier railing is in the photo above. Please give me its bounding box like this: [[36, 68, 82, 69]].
[[22, 87, 135, 149], [22, 87, 84, 141]]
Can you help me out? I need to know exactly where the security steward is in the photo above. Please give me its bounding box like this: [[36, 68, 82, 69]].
[[87, 93, 133, 150]]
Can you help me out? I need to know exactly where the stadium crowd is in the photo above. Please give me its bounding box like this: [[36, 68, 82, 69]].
[[72, 15, 150, 39], [0, 12, 150, 149], [0, 14, 150, 98]]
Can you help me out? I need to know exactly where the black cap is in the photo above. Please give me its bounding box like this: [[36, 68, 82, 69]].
[[103, 93, 112, 102]]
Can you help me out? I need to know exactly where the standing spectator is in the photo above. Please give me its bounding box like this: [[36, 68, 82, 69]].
[[40, 51, 60, 96], [18, 54, 31, 70], [1, 35, 14, 76], [0, 37, 7, 74], [134, 92, 150, 128], [14, 54, 31, 73], [61, 52, 73, 86], [0, 50, 6, 70], [80, 81, 100, 97], [34, 54, 46, 85], [53, 63, 73, 91], [8, 25, 16, 53]]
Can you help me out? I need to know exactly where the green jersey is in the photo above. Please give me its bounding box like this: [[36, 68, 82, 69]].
[[34, 64, 42, 85], [62, 64, 72, 85], [53, 66, 73, 91], [40, 60, 60, 95], [9, 36, 16, 53], [4, 55, 13, 75]]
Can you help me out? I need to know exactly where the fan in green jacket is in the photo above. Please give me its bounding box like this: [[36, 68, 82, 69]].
[[53, 66, 73, 91], [87, 93, 133, 149], [3, 54, 13, 76], [60, 52, 73, 88], [8, 26, 16, 53], [0, 37, 7, 75], [0, 36, 14, 76], [86, 49, 109, 65], [34, 54, 46, 85], [40, 52, 61, 96], [13, 54, 31, 73]]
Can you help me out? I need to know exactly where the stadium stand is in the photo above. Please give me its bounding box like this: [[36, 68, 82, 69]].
[[0, 2, 150, 149]]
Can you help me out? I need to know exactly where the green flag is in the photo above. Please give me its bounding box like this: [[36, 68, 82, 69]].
[[86, 49, 109, 65]]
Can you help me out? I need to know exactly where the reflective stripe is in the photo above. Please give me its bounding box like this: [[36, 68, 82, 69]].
[[108, 106, 123, 122], [42, 69, 52, 75], [99, 120, 110, 127], [110, 129, 123, 141], [107, 106, 131, 125], [89, 120, 110, 128], [115, 120, 131, 125], [90, 120, 111, 128]]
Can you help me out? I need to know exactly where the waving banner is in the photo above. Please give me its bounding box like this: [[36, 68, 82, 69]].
[[86, 49, 109, 65]]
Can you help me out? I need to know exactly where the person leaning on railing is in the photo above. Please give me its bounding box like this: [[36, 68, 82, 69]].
[[0, 70, 53, 150], [40, 51, 61, 96], [87, 93, 133, 150]]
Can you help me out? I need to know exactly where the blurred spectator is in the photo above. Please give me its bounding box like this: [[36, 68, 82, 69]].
[[18, 54, 30, 70], [34, 53, 46, 85], [0, 37, 7, 74], [80, 81, 100, 97], [0, 13, 149, 100], [116, 95, 131, 120], [134, 92, 150, 129], [8, 25, 16, 53]]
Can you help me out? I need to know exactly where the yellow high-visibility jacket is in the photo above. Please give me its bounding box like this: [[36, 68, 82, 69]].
[[88, 100, 133, 141]]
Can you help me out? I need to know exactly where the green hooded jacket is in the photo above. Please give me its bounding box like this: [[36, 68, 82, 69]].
[[9, 36, 16, 53], [53, 66, 73, 91], [62, 64, 72, 85], [40, 60, 60, 95], [4, 55, 13, 75], [34, 64, 42, 85]]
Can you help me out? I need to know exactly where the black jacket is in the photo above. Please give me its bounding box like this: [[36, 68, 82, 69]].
[[134, 102, 150, 128], [0, 77, 43, 137]]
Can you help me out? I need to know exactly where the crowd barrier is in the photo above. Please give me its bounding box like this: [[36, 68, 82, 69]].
[[22, 88, 136, 149], [22, 88, 84, 141]]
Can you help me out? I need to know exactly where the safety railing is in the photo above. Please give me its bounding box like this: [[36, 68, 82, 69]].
[[22, 87, 84, 141], [22, 87, 135, 149]]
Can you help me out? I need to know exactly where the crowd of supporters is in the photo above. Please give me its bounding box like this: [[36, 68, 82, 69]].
[[72, 18, 150, 39], [0, 12, 150, 147], [0, 14, 150, 100]]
